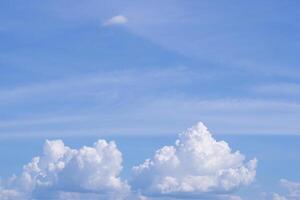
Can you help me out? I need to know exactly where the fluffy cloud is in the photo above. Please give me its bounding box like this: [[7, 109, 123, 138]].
[[132, 122, 257, 198], [0, 122, 258, 200], [0, 140, 129, 200], [103, 15, 128, 26]]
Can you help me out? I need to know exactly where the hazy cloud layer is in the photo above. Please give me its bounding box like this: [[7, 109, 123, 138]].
[[272, 179, 300, 200], [273, 193, 287, 200], [0, 68, 299, 137]]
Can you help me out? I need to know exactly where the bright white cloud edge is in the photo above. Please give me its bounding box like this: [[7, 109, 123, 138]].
[[0, 122, 257, 200], [103, 15, 128, 26], [131, 122, 257, 198], [0, 140, 130, 200]]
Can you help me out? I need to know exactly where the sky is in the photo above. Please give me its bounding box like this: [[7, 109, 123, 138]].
[[0, 1, 300, 200]]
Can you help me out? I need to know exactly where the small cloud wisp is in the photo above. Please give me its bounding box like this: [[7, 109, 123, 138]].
[[103, 15, 128, 26]]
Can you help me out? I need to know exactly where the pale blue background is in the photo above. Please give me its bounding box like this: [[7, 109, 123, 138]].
[[0, 1, 300, 199]]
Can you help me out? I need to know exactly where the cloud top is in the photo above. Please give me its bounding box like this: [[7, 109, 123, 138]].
[[132, 122, 257, 198], [103, 15, 128, 26]]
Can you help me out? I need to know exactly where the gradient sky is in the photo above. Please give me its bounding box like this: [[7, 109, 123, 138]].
[[0, 1, 300, 200]]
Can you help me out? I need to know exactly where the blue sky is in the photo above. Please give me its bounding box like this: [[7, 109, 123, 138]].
[[0, 1, 300, 200]]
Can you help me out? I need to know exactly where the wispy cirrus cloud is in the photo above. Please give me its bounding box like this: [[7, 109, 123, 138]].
[[1, 96, 300, 138], [253, 83, 300, 96], [0, 67, 299, 138], [0, 68, 196, 103], [0, 97, 300, 139]]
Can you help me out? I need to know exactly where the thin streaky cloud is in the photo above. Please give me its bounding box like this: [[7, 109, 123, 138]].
[[253, 83, 300, 96], [0, 98, 299, 138], [0, 68, 197, 103]]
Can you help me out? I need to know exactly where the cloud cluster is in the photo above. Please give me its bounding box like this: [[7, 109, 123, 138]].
[[0, 122, 257, 199], [0, 140, 129, 200], [132, 122, 257, 198]]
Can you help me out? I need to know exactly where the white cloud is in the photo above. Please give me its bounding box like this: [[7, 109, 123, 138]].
[[280, 179, 300, 199], [273, 193, 287, 200], [0, 139, 130, 200], [227, 195, 243, 200], [270, 179, 300, 200], [280, 179, 300, 197], [0, 188, 23, 200], [0, 123, 259, 199], [103, 15, 128, 26], [132, 122, 257, 198]]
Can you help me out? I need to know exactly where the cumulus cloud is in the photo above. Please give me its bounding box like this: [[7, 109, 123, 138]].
[[103, 15, 128, 26], [0, 122, 258, 200], [0, 139, 129, 200], [132, 122, 257, 198]]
